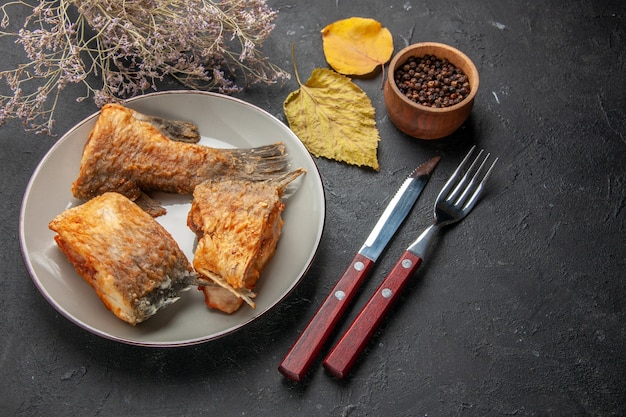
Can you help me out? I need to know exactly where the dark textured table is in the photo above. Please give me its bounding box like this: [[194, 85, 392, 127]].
[[1, 1, 625, 416]]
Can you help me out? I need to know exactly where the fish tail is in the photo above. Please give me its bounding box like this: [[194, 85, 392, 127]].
[[227, 143, 291, 180], [270, 168, 307, 194]]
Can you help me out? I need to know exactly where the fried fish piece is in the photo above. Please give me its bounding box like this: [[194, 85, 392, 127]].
[[72, 103, 290, 216], [188, 169, 306, 313], [49, 192, 197, 325]]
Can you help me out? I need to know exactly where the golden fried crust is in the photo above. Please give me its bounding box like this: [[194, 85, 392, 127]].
[[49, 192, 195, 325], [188, 179, 288, 311], [190, 180, 283, 286]]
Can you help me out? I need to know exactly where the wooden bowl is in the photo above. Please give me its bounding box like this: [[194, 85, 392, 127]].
[[384, 42, 479, 140]]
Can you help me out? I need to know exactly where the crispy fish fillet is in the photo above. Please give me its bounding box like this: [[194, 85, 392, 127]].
[[188, 169, 306, 313], [49, 192, 197, 325], [72, 103, 290, 216]]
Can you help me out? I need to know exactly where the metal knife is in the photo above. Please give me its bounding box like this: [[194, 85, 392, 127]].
[[278, 156, 440, 382]]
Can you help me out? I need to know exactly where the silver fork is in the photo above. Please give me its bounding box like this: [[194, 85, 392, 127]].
[[323, 146, 498, 379]]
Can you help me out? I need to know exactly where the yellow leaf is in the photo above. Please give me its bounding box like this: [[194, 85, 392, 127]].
[[284, 67, 380, 171], [322, 17, 393, 76]]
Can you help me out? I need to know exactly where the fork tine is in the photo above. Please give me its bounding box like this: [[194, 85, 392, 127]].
[[437, 145, 477, 202], [454, 151, 490, 206], [448, 149, 485, 203], [459, 154, 498, 212]]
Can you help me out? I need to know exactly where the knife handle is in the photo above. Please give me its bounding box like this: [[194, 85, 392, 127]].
[[322, 251, 423, 379], [278, 253, 375, 382]]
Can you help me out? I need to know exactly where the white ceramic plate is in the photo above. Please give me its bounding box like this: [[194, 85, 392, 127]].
[[20, 91, 325, 347]]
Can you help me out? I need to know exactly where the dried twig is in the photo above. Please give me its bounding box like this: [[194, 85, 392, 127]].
[[0, 0, 289, 134]]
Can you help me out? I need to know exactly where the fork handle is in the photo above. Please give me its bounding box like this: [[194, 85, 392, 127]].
[[322, 251, 423, 379]]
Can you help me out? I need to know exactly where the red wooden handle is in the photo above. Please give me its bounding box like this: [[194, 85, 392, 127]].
[[322, 251, 423, 379], [278, 253, 375, 382]]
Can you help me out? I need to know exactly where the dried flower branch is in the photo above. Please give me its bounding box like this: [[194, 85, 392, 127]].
[[0, 0, 289, 134]]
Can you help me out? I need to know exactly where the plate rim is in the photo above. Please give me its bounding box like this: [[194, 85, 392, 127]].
[[19, 90, 326, 347]]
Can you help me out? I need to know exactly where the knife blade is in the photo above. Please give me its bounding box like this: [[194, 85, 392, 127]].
[[278, 156, 440, 382]]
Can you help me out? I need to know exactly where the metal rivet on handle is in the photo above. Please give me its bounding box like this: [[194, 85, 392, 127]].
[[354, 261, 365, 271], [401, 258, 413, 269], [334, 290, 346, 301], [381, 288, 393, 298]]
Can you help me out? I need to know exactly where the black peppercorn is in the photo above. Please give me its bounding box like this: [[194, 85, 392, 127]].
[[393, 54, 470, 108]]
